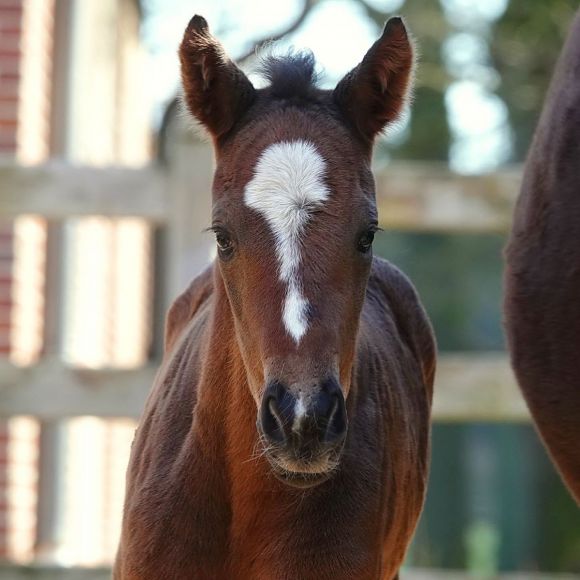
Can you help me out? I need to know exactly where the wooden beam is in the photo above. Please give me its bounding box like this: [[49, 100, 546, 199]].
[[0, 354, 527, 421], [0, 162, 167, 221], [375, 162, 521, 233], [0, 160, 522, 232], [432, 353, 528, 422], [0, 357, 155, 419]]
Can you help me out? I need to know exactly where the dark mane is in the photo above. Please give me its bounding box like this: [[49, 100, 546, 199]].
[[256, 51, 319, 99]]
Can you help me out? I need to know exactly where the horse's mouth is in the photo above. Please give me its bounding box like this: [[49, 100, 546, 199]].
[[272, 466, 333, 488], [265, 452, 340, 489]]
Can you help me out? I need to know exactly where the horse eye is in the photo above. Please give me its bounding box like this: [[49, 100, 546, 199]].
[[215, 230, 234, 258], [357, 229, 376, 253]]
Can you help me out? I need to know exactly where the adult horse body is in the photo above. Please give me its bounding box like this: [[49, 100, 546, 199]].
[[115, 15, 436, 579], [505, 12, 580, 503]]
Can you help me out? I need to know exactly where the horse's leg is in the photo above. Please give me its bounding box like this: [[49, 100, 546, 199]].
[[505, 11, 580, 503]]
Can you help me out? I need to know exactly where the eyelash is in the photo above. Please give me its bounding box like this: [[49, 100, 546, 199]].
[[209, 226, 235, 259], [358, 225, 380, 253]]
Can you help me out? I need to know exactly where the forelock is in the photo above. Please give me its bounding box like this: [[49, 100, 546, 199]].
[[256, 51, 319, 99]]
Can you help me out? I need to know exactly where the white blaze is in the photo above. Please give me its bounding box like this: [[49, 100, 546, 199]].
[[244, 140, 329, 343], [292, 395, 307, 433]]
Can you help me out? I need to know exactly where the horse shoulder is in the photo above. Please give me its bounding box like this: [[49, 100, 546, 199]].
[[128, 264, 215, 485], [366, 256, 436, 397], [353, 258, 435, 572], [138, 263, 215, 431], [164, 264, 214, 355]]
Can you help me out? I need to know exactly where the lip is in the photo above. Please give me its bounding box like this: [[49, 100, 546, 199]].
[[264, 452, 340, 489], [270, 462, 334, 488], [256, 422, 344, 488]]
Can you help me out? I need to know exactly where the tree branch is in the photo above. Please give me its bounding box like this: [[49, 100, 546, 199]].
[[355, 0, 389, 28], [236, 0, 317, 64]]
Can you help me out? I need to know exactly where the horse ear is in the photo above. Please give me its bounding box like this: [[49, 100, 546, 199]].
[[179, 15, 256, 138], [333, 17, 415, 142]]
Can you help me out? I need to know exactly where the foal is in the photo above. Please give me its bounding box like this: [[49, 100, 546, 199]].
[[505, 11, 580, 503], [115, 15, 436, 579]]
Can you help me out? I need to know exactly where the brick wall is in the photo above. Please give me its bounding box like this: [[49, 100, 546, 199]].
[[0, 0, 24, 559], [0, 0, 22, 331], [0, 0, 21, 155], [1, 0, 149, 564]]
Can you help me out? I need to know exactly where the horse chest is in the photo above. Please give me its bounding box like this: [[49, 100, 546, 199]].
[[225, 483, 387, 579]]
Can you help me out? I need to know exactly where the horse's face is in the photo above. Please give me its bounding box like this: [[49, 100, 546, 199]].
[[180, 15, 414, 487], [212, 116, 376, 485]]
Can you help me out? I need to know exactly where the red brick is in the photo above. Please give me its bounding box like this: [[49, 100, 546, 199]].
[[0, 2, 23, 12], [0, 101, 17, 120], [0, 16, 22, 34], [0, 21, 20, 35], [0, 78, 18, 99], [0, 54, 20, 74], [0, 243, 14, 257], [0, 136, 16, 148], [0, 134, 15, 154], [0, 120, 17, 131], [0, 71, 20, 82], [0, 47, 20, 58], [0, 28, 20, 41], [0, 94, 18, 105]]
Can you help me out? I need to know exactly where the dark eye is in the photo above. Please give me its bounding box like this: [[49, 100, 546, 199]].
[[357, 229, 376, 253], [214, 229, 234, 259]]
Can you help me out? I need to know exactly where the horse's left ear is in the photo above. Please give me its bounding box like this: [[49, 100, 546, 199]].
[[179, 15, 256, 138], [333, 17, 415, 142]]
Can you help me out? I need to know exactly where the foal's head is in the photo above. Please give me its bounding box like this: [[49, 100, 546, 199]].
[[180, 15, 414, 487]]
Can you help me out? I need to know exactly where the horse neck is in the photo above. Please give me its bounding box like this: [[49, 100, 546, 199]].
[[196, 272, 268, 479]]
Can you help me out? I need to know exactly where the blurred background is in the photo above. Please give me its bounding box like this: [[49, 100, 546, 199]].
[[0, 0, 579, 578]]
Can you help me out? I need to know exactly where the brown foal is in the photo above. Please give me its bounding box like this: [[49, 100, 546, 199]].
[[115, 15, 436, 579]]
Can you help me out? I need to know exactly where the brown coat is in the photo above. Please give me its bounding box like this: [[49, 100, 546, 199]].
[[114, 258, 435, 579], [115, 14, 436, 579], [505, 12, 580, 503]]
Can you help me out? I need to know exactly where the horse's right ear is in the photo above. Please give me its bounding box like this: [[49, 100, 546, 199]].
[[333, 17, 415, 143], [179, 15, 256, 139]]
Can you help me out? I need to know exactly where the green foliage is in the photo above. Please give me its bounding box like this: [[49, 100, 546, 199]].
[[491, 0, 577, 160], [361, 0, 453, 162], [359, 0, 578, 163], [374, 232, 505, 351], [386, 86, 451, 161]]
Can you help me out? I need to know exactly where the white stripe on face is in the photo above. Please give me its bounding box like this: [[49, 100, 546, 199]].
[[292, 395, 307, 434], [244, 140, 329, 343]]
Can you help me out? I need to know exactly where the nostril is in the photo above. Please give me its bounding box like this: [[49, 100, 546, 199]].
[[259, 379, 347, 447], [268, 399, 286, 436], [324, 393, 347, 443], [260, 395, 285, 443], [259, 381, 296, 444], [316, 379, 347, 443], [313, 390, 333, 419]]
